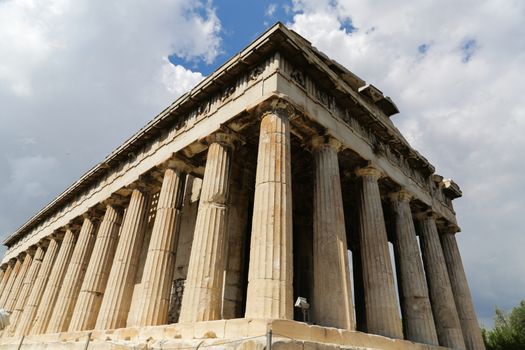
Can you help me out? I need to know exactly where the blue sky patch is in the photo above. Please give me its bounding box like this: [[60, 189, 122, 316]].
[[168, 1, 294, 76], [461, 38, 478, 62]]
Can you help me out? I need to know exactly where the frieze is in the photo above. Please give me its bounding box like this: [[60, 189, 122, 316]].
[[281, 57, 452, 210]]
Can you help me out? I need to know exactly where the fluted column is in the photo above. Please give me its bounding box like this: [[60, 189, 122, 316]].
[[8, 246, 45, 335], [31, 229, 76, 335], [311, 137, 354, 330], [390, 191, 438, 345], [179, 133, 234, 322], [0, 264, 13, 303], [96, 189, 150, 330], [0, 267, 6, 298], [355, 165, 402, 339], [15, 238, 59, 336], [245, 107, 293, 319], [68, 204, 122, 331], [417, 213, 465, 349], [134, 168, 186, 326], [46, 217, 98, 333], [0, 259, 21, 307], [441, 230, 486, 350], [4, 253, 32, 313]]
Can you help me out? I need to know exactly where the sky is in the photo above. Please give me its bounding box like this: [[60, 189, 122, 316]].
[[1, 0, 524, 329]]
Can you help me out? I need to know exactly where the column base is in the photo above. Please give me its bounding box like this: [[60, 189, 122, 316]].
[[0, 318, 449, 350]]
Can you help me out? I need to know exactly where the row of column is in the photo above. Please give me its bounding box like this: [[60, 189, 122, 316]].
[[0, 107, 483, 350]]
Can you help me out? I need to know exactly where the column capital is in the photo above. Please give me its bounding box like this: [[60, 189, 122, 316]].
[[414, 209, 438, 221], [389, 189, 412, 203], [256, 96, 296, 120], [205, 131, 240, 149], [101, 193, 128, 209], [310, 135, 343, 152], [355, 164, 382, 179], [163, 155, 193, 174]]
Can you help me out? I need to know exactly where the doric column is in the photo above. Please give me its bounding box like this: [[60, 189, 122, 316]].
[[46, 216, 98, 333], [0, 267, 6, 298], [133, 167, 186, 326], [417, 213, 465, 349], [8, 245, 45, 335], [95, 188, 150, 330], [68, 204, 122, 332], [4, 253, 32, 313], [311, 136, 354, 330], [0, 263, 13, 302], [245, 106, 293, 319], [15, 238, 59, 336], [441, 230, 486, 350], [0, 259, 21, 307], [355, 165, 402, 339], [389, 191, 438, 345], [31, 229, 76, 335], [179, 133, 234, 322]]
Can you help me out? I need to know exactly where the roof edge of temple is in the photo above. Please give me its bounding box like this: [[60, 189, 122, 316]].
[[2, 22, 459, 247]]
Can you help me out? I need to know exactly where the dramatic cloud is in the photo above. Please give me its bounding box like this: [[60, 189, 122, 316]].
[[288, 0, 525, 326], [0, 0, 220, 245]]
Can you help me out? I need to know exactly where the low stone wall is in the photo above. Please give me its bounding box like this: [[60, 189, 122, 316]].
[[0, 319, 448, 349]]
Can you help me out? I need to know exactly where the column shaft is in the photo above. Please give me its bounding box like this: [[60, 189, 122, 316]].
[[133, 168, 185, 326], [312, 139, 354, 330], [245, 109, 293, 319], [46, 218, 97, 333], [68, 205, 122, 331], [179, 138, 233, 322], [4, 253, 32, 312], [0, 260, 21, 307], [441, 232, 486, 350], [0, 264, 13, 303], [8, 246, 45, 335], [15, 239, 59, 336], [356, 166, 402, 339], [95, 189, 149, 330], [417, 215, 466, 349], [0, 268, 6, 298], [31, 229, 76, 335], [390, 192, 438, 345]]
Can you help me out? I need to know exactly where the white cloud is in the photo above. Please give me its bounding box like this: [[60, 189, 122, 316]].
[[161, 59, 204, 97], [266, 3, 277, 17], [0, 0, 222, 246], [289, 0, 525, 325]]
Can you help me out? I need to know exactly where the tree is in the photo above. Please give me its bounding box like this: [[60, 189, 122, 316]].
[[483, 300, 525, 350]]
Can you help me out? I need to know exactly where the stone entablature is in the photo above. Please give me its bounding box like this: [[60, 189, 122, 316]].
[[0, 22, 484, 350], [2, 46, 457, 262]]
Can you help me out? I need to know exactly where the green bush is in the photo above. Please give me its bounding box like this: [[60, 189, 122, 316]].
[[483, 300, 525, 350]]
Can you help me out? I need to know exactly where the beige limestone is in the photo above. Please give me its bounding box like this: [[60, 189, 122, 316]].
[[179, 134, 234, 322], [245, 108, 293, 319], [0, 269, 5, 299], [441, 231, 486, 350], [15, 238, 59, 336], [389, 191, 438, 345], [311, 137, 355, 330], [3, 253, 32, 313], [46, 217, 98, 333], [417, 213, 465, 349], [0, 264, 13, 303], [96, 189, 150, 330], [31, 229, 77, 335], [7, 246, 45, 335], [168, 175, 201, 323], [126, 205, 155, 327], [223, 160, 251, 319], [68, 204, 122, 332], [355, 165, 403, 339], [133, 168, 186, 326], [0, 259, 20, 308]]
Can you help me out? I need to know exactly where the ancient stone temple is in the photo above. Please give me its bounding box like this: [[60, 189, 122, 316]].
[[0, 23, 485, 350]]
